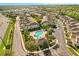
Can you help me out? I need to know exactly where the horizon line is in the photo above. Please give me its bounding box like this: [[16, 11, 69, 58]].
[[0, 3, 79, 6]]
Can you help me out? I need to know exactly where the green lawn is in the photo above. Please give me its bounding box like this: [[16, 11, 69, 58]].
[[0, 20, 13, 55], [67, 46, 79, 56], [32, 17, 37, 22], [0, 41, 5, 56]]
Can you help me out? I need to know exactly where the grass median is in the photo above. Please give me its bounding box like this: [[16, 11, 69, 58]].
[[67, 46, 79, 56], [0, 19, 14, 56]]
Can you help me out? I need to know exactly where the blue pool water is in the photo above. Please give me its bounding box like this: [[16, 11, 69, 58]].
[[34, 30, 43, 39]]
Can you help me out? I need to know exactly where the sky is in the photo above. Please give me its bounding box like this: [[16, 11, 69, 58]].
[[0, 0, 79, 5]]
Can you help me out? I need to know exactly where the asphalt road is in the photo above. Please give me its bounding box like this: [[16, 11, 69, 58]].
[[54, 27, 69, 56], [12, 16, 26, 56], [0, 14, 8, 39], [53, 19, 69, 56]]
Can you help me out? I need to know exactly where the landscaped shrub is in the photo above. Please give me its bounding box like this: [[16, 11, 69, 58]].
[[25, 40, 39, 52], [67, 40, 73, 47], [5, 49, 13, 56], [39, 45, 44, 50], [6, 44, 10, 49], [43, 40, 49, 48]]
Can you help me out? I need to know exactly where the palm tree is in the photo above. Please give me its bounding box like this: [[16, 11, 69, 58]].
[[47, 28, 52, 35], [46, 32, 56, 46]]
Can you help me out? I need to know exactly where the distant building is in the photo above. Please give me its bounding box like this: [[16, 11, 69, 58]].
[[42, 16, 50, 26], [27, 22, 39, 30]]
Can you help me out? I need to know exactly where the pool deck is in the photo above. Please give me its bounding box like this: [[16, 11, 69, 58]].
[[30, 30, 47, 40]]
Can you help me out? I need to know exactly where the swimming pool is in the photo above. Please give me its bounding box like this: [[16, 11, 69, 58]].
[[34, 30, 43, 39]]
